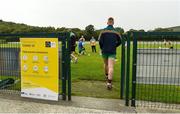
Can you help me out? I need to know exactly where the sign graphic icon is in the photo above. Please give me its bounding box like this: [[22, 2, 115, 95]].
[[23, 55, 28, 61], [33, 55, 38, 62], [33, 65, 38, 72], [23, 64, 28, 71], [44, 66, 49, 72], [43, 56, 48, 62]]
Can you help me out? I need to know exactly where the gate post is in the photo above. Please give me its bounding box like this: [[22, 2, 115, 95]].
[[125, 32, 131, 106], [66, 32, 71, 101], [131, 33, 137, 107], [61, 35, 67, 100], [120, 34, 126, 99]]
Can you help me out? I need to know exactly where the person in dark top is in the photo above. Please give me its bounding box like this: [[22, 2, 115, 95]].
[[78, 37, 86, 55], [70, 32, 78, 63], [99, 17, 121, 90], [78, 38, 83, 54]]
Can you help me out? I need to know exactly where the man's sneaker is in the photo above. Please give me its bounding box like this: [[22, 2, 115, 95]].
[[107, 82, 112, 90], [75, 58, 78, 64]]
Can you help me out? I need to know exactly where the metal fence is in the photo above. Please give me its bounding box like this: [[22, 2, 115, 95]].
[[130, 32, 180, 109], [0, 41, 20, 93], [0, 32, 180, 109], [0, 33, 71, 100]]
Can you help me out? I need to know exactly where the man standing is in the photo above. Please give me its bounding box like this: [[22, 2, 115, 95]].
[[70, 32, 78, 63], [90, 36, 96, 53], [99, 17, 121, 90]]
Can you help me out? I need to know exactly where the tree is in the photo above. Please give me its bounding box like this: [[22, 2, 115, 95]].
[[94, 30, 101, 40], [138, 29, 145, 32], [0, 20, 127, 41], [85, 24, 95, 40], [71, 28, 84, 39], [153, 28, 172, 32], [56, 27, 69, 32], [128, 29, 138, 32]]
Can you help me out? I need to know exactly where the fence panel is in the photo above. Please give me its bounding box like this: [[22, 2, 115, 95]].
[[0, 40, 20, 93], [131, 32, 180, 109]]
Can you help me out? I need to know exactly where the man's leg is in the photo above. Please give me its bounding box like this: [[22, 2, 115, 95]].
[[106, 57, 115, 90], [91, 46, 94, 52], [93, 46, 95, 52], [108, 58, 115, 80], [79, 49, 81, 54], [103, 58, 108, 79], [71, 52, 78, 63], [93, 46, 96, 53], [92, 46, 94, 52]]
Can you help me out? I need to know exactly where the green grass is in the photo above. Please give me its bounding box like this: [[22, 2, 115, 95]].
[[136, 84, 180, 103], [71, 43, 121, 99], [71, 44, 121, 81], [0, 42, 180, 104], [0, 76, 20, 90], [138, 42, 180, 49]]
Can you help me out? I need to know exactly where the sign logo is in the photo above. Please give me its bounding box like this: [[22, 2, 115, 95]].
[[45, 41, 56, 48]]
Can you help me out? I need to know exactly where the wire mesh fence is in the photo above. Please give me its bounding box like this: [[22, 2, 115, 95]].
[[133, 33, 180, 109], [0, 37, 63, 95], [0, 40, 20, 92]]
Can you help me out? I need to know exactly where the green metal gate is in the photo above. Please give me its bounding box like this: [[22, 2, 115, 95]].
[[125, 32, 180, 109]]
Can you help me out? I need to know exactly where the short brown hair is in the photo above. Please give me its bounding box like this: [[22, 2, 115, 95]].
[[108, 17, 114, 21]]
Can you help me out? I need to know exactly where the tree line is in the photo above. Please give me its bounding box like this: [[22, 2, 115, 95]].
[[0, 19, 177, 41]]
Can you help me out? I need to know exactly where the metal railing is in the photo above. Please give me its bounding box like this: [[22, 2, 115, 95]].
[[128, 32, 180, 109]]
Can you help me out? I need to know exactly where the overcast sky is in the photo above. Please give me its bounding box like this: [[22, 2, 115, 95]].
[[0, 0, 179, 31]]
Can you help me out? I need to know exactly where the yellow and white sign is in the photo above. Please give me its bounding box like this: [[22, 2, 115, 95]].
[[20, 38, 59, 101]]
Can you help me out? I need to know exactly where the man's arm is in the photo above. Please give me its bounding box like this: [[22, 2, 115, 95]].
[[116, 34, 121, 47], [98, 32, 104, 50], [71, 35, 76, 46]]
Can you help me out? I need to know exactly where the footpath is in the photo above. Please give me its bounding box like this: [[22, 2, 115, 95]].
[[0, 93, 179, 113]]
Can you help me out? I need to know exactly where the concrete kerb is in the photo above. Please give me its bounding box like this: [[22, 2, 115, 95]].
[[0, 92, 179, 113]]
